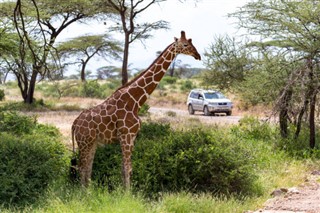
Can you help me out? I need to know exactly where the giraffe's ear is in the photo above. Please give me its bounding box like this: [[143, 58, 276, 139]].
[[188, 39, 192, 43], [174, 37, 178, 42]]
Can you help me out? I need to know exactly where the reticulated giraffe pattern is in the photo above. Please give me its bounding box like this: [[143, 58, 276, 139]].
[[72, 31, 201, 188]]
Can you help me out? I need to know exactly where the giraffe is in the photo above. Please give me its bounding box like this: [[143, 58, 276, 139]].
[[71, 31, 201, 188]]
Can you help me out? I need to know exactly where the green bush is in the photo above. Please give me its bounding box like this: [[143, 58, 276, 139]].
[[0, 89, 5, 101], [0, 133, 67, 206], [180, 80, 193, 91], [162, 76, 178, 84], [92, 123, 258, 197], [231, 116, 275, 141], [80, 80, 104, 98], [0, 113, 67, 206], [0, 111, 36, 135]]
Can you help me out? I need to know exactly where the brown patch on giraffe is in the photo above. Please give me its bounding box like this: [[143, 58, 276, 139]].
[[145, 82, 157, 94], [129, 87, 145, 97], [154, 71, 165, 82], [98, 123, 107, 132]]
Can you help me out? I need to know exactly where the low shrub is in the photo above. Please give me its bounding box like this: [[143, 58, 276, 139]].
[[162, 76, 178, 84], [0, 113, 68, 206], [0, 111, 36, 135], [80, 80, 104, 98], [0, 99, 48, 112], [180, 80, 193, 91], [92, 123, 258, 197], [231, 116, 275, 141]]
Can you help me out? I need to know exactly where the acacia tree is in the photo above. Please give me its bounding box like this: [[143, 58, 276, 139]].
[[0, 26, 19, 84], [231, 0, 320, 148], [101, 0, 170, 85], [203, 35, 250, 90], [0, 0, 102, 104], [57, 34, 122, 82]]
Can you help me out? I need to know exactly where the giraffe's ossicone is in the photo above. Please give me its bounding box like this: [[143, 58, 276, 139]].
[[72, 31, 201, 188]]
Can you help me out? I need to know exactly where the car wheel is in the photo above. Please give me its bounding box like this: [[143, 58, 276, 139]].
[[204, 106, 211, 116], [226, 111, 232, 116], [188, 104, 195, 115]]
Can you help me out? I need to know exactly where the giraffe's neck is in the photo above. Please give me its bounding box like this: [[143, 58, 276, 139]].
[[120, 43, 177, 110]]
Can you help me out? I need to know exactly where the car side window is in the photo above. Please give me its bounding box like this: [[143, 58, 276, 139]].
[[190, 92, 198, 99]]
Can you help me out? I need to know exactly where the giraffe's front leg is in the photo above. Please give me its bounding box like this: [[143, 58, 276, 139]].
[[119, 133, 136, 190]]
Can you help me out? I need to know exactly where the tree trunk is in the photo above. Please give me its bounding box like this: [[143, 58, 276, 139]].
[[25, 68, 38, 104], [309, 92, 316, 148], [295, 101, 308, 139], [169, 60, 175, 77], [279, 88, 292, 138], [121, 33, 130, 85], [80, 60, 86, 82]]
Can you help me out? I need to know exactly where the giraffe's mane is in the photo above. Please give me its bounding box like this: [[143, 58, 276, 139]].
[[114, 41, 175, 92]]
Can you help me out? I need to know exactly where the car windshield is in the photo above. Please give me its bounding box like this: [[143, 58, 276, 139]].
[[204, 92, 225, 99]]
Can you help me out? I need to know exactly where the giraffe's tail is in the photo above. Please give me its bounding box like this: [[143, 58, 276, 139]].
[[71, 125, 76, 154], [70, 125, 79, 183]]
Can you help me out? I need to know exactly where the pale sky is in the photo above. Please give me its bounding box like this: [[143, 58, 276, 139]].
[[60, 0, 250, 72]]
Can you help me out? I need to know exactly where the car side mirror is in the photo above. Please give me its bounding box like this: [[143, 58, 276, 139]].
[[199, 97, 204, 100]]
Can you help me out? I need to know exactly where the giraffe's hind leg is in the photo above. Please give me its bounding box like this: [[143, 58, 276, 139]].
[[78, 140, 97, 187]]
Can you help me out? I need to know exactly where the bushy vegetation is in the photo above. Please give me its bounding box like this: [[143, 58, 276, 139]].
[[0, 99, 48, 112], [162, 76, 178, 84], [93, 122, 260, 197], [0, 114, 316, 212], [180, 79, 194, 91], [0, 112, 68, 206], [36, 80, 121, 99]]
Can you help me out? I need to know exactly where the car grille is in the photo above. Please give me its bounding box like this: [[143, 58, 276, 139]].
[[218, 103, 227, 105]]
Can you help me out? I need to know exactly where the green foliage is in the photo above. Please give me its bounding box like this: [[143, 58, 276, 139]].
[[180, 80, 194, 91], [138, 103, 150, 116], [0, 99, 48, 112], [162, 76, 178, 84], [0, 112, 68, 206], [203, 35, 248, 90], [231, 116, 275, 141], [92, 122, 258, 197], [273, 124, 320, 159], [0, 111, 36, 135], [0, 89, 5, 101], [79, 80, 104, 98]]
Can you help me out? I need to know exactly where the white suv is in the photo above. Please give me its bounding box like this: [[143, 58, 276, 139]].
[[187, 89, 233, 116]]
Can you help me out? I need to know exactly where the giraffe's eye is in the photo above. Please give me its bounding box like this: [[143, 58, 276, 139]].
[[183, 43, 188, 47]]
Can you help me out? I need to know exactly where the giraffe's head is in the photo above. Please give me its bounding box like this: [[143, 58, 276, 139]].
[[174, 31, 201, 60]]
